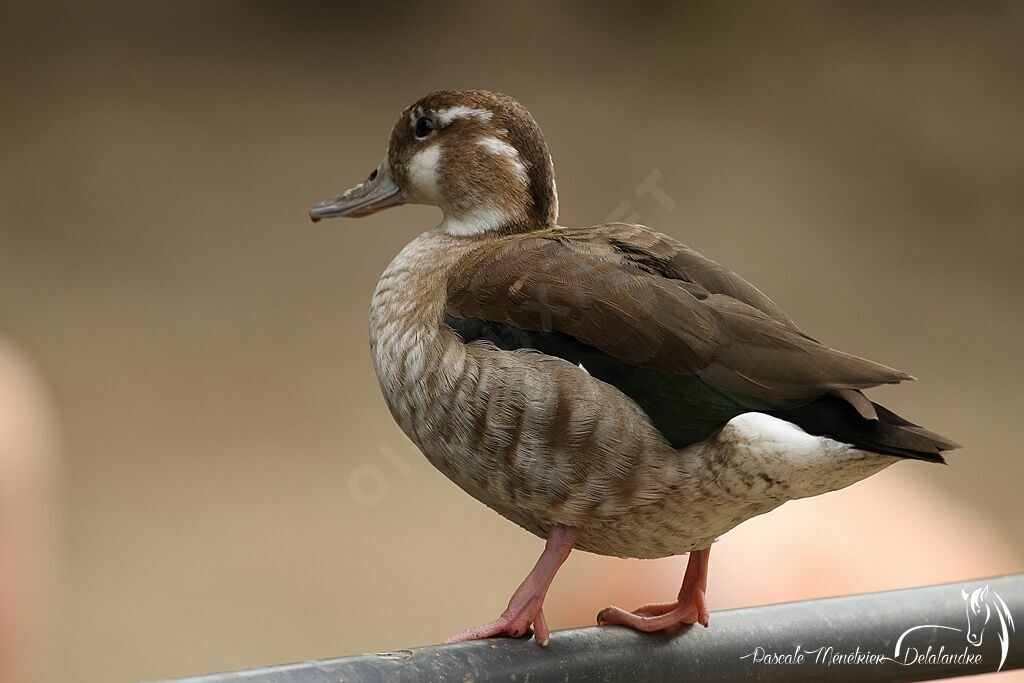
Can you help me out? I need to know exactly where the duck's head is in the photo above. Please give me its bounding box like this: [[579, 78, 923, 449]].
[[310, 90, 557, 235]]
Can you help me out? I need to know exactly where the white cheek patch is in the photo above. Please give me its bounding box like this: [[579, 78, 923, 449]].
[[406, 145, 444, 203], [476, 135, 517, 157], [435, 106, 493, 126], [477, 136, 529, 186]]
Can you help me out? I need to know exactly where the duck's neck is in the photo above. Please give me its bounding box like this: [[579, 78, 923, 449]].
[[438, 208, 557, 237], [437, 167, 559, 237], [439, 208, 516, 236]]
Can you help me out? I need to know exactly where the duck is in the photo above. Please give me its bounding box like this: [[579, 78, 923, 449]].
[[309, 89, 959, 646]]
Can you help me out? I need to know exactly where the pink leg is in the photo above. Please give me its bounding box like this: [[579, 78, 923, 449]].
[[597, 547, 711, 631], [445, 526, 577, 646]]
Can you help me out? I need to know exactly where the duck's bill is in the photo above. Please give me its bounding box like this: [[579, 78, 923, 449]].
[[309, 161, 405, 222]]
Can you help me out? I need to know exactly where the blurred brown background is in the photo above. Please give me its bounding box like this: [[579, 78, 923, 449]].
[[1, 1, 1023, 681]]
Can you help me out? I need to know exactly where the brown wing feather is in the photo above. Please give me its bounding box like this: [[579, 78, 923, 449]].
[[448, 232, 726, 372], [570, 223, 800, 328], [694, 294, 911, 398], [446, 224, 912, 400]]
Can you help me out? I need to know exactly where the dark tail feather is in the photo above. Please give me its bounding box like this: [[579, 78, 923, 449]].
[[768, 394, 960, 463]]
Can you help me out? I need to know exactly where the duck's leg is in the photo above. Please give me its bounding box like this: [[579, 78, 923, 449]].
[[445, 526, 577, 646], [597, 547, 711, 631]]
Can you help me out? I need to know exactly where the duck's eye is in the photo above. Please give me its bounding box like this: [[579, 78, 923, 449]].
[[414, 116, 435, 139]]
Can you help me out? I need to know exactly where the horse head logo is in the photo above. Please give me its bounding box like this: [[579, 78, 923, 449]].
[[897, 583, 1015, 672], [962, 584, 1015, 669]]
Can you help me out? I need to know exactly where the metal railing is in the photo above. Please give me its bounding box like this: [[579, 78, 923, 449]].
[[161, 573, 1023, 682]]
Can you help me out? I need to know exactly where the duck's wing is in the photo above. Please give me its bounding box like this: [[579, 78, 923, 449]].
[[446, 223, 956, 459], [447, 223, 910, 397]]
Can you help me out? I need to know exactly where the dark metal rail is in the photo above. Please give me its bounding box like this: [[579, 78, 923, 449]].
[[160, 573, 1023, 682]]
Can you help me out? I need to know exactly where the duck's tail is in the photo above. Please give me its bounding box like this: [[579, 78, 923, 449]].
[[768, 391, 960, 463]]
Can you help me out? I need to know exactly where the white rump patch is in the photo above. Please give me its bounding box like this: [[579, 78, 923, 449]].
[[725, 413, 821, 453], [477, 136, 528, 185], [718, 412, 896, 499], [406, 145, 443, 203], [436, 106, 493, 126], [439, 206, 514, 236]]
